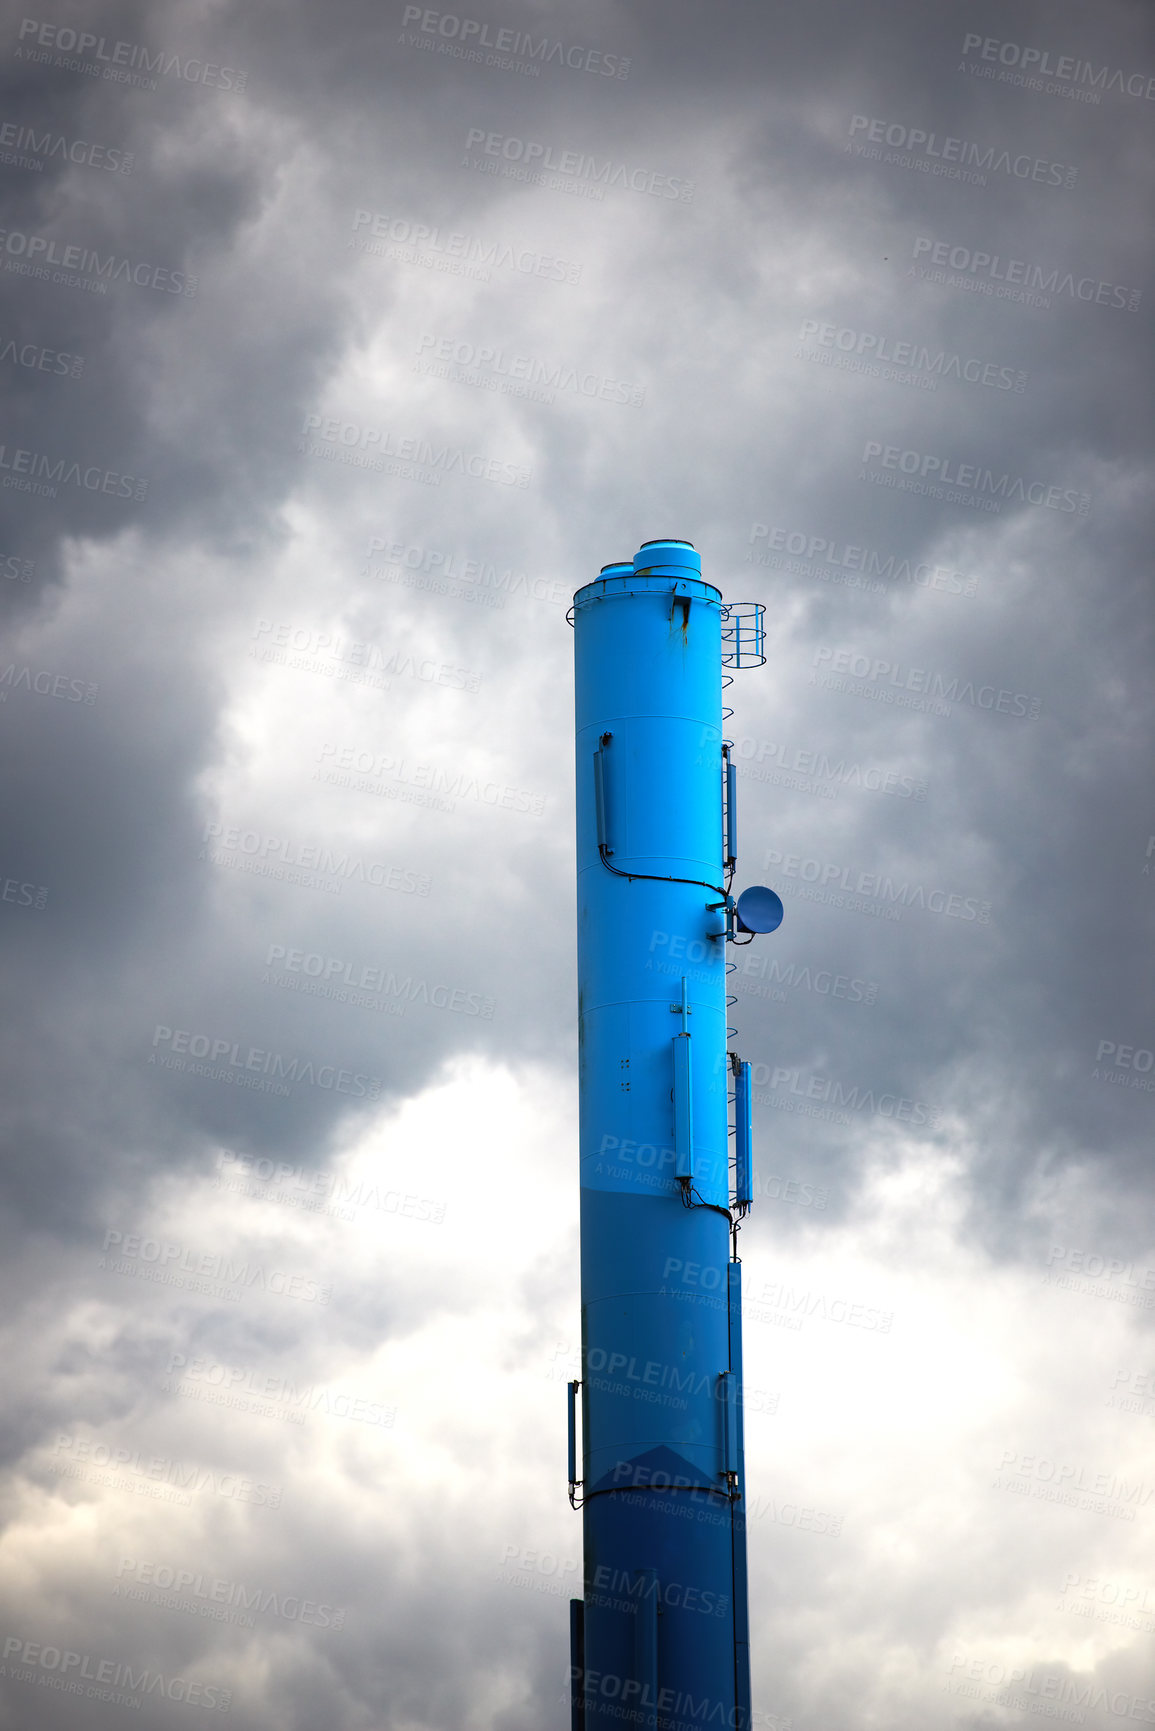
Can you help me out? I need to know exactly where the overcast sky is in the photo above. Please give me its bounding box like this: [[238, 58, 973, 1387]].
[[0, 0, 1153, 1726]]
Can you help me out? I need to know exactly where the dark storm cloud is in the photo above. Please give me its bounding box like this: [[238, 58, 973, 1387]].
[[0, 0, 1153, 1727]]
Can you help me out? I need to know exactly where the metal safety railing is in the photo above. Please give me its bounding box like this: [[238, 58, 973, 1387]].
[[720, 602, 766, 668]]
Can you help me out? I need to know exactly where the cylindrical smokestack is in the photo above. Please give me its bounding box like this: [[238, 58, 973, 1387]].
[[569, 540, 753, 1731]]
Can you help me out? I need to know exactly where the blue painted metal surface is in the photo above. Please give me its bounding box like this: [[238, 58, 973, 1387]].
[[570, 540, 766, 1731]]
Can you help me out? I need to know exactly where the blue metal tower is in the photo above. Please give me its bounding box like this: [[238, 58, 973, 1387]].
[[569, 540, 779, 1731]]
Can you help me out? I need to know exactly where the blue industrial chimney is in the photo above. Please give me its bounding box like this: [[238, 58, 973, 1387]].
[[568, 540, 780, 1731]]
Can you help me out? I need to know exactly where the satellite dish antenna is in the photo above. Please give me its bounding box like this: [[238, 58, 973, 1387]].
[[735, 885, 784, 934]]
